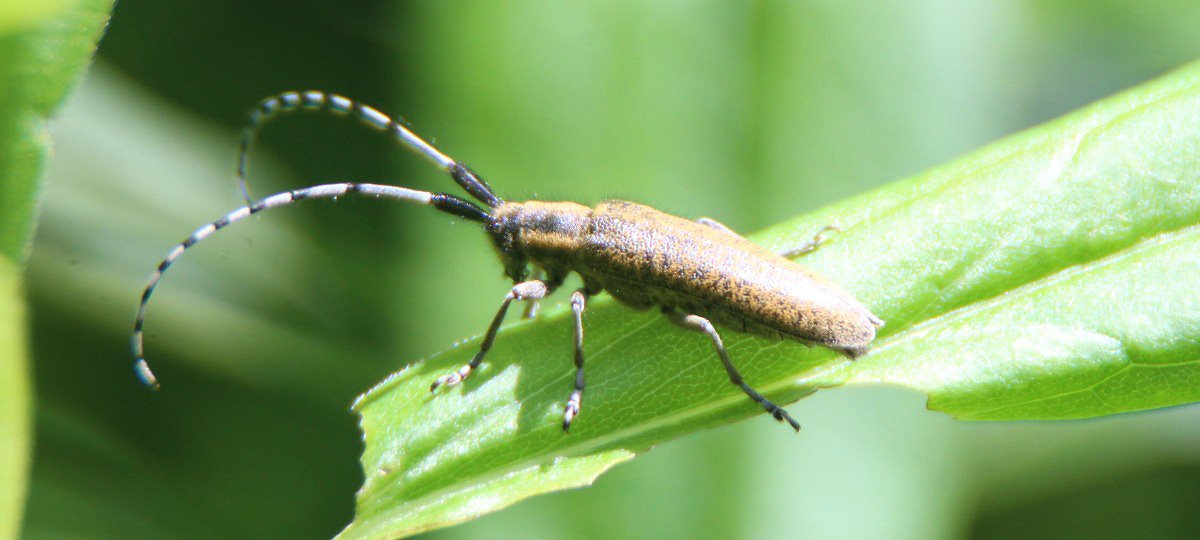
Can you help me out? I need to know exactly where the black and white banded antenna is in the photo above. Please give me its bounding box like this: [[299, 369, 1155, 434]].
[[236, 90, 502, 206], [133, 91, 502, 389]]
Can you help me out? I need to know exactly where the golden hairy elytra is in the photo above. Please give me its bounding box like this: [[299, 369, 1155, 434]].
[[132, 90, 884, 433]]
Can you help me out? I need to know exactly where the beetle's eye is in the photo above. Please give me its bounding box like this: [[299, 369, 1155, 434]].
[[512, 266, 529, 282]]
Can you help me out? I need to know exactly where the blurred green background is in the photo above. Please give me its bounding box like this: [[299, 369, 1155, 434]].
[[22, 1, 1200, 538]]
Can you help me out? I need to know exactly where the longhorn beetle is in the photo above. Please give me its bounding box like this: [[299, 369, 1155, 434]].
[[133, 90, 884, 432]]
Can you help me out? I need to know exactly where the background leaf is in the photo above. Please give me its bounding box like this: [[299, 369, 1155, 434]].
[[0, 261, 30, 540], [25, 1, 1200, 539], [0, 1, 110, 538]]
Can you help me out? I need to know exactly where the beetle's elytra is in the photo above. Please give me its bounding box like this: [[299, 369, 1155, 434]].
[[132, 90, 884, 432]]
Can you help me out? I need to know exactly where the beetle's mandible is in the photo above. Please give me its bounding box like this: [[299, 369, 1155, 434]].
[[132, 90, 884, 432]]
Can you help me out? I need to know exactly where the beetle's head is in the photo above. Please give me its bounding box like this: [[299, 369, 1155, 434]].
[[487, 201, 531, 283], [485, 200, 591, 284]]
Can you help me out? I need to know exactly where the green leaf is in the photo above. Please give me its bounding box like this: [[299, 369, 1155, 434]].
[[787, 64, 1200, 419], [339, 61, 1200, 538], [0, 260, 30, 540], [0, 1, 112, 537], [0, 0, 111, 263], [0, 0, 66, 35]]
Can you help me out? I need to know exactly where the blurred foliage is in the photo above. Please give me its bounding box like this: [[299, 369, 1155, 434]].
[[0, 1, 110, 538], [0, 0, 109, 262], [0, 260, 29, 540], [19, 1, 1200, 539]]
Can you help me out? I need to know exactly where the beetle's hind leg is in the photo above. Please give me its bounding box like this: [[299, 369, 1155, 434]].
[[696, 217, 738, 236], [664, 309, 801, 432], [430, 280, 549, 391], [701, 218, 839, 262], [780, 225, 840, 259]]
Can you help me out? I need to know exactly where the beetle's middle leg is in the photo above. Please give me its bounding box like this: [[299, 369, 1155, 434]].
[[561, 289, 589, 432], [664, 309, 801, 432], [430, 279, 550, 391]]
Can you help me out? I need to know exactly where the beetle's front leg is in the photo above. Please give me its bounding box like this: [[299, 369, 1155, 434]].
[[430, 280, 550, 391]]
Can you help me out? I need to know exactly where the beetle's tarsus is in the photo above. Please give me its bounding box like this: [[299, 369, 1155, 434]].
[[429, 363, 473, 392], [562, 395, 581, 433], [771, 406, 802, 432]]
